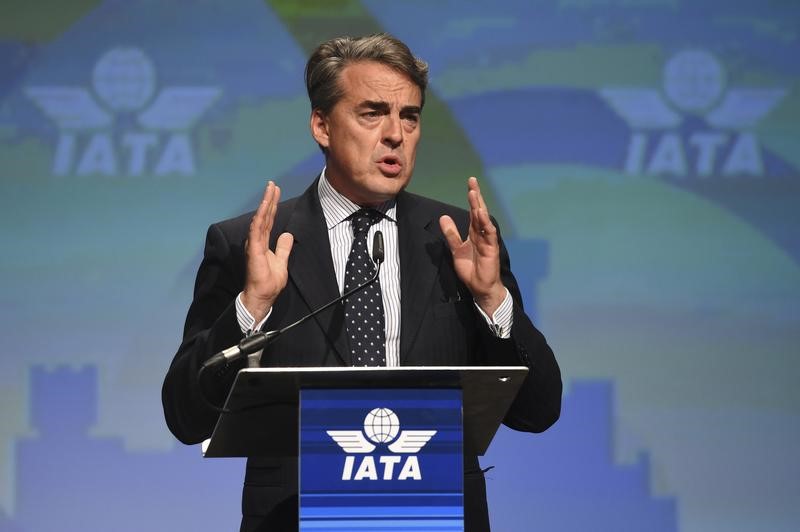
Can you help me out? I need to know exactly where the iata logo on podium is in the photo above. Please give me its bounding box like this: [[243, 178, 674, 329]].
[[327, 407, 436, 481]]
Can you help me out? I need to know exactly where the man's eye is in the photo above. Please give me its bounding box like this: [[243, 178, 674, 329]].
[[363, 111, 380, 118]]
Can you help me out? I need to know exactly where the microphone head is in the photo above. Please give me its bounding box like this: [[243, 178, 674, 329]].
[[372, 231, 385, 264]]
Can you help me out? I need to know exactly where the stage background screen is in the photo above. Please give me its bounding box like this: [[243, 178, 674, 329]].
[[1, 1, 798, 530]]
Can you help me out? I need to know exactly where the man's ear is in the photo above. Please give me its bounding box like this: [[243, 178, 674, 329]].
[[310, 109, 330, 149]]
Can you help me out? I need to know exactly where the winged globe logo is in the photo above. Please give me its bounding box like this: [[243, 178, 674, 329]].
[[600, 50, 787, 178], [327, 407, 437, 481], [25, 47, 220, 177]]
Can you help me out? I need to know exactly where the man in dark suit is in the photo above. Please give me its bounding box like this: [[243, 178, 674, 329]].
[[162, 33, 561, 532]]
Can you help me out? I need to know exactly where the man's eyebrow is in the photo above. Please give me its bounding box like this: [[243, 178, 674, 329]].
[[357, 101, 421, 115], [358, 100, 390, 111]]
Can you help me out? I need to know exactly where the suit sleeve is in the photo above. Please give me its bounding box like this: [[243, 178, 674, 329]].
[[161, 223, 248, 445], [476, 228, 562, 433]]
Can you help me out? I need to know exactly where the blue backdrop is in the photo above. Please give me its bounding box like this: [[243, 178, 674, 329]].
[[1, 1, 798, 530]]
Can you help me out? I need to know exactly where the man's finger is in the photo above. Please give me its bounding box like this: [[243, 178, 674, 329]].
[[465, 178, 483, 238], [466, 198, 490, 239], [467, 187, 481, 213], [264, 183, 281, 236], [466, 188, 490, 240], [250, 187, 271, 246], [468, 176, 488, 212], [439, 215, 464, 252], [473, 208, 497, 246], [274, 232, 294, 264]]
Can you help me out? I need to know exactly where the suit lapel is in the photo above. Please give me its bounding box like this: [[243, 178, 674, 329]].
[[397, 192, 446, 363], [283, 182, 351, 365]]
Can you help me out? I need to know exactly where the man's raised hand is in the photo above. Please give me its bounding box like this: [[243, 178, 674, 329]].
[[241, 181, 294, 323], [439, 177, 507, 316]]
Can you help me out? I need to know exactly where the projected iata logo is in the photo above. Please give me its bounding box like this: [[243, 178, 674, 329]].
[[25, 47, 220, 177], [327, 407, 436, 481], [600, 50, 786, 178]]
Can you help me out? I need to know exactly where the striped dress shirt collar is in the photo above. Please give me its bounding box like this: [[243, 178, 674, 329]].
[[317, 167, 397, 228]]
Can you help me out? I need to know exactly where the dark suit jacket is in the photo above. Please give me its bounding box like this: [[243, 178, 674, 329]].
[[162, 180, 562, 532]]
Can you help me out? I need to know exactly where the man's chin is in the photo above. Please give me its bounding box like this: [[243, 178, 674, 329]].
[[359, 179, 409, 205]]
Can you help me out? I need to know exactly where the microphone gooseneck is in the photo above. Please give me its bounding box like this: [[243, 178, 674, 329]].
[[200, 230, 385, 372]]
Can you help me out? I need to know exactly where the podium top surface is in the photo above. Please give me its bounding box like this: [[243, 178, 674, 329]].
[[232, 364, 525, 384], [204, 366, 528, 458]]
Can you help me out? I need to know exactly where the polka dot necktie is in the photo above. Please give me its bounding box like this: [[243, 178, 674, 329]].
[[344, 209, 386, 366]]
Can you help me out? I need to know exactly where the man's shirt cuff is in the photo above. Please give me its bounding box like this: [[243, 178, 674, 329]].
[[237, 291, 510, 339], [235, 292, 270, 335], [474, 288, 513, 339]]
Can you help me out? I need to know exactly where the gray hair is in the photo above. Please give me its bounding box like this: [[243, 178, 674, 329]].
[[305, 33, 429, 114]]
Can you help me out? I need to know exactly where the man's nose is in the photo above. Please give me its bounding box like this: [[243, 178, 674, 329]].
[[381, 115, 403, 147]]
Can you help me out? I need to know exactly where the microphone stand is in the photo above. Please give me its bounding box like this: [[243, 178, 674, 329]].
[[197, 231, 385, 409]]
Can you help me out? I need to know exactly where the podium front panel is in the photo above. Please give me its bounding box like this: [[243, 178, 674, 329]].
[[299, 388, 463, 531], [204, 367, 526, 458]]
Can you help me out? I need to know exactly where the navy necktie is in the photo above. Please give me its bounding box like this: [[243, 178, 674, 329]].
[[344, 209, 386, 366]]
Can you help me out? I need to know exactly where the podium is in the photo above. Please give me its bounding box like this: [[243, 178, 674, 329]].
[[203, 366, 528, 531]]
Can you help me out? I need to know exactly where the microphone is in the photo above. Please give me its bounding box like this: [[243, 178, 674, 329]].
[[201, 230, 385, 371], [372, 229, 384, 263]]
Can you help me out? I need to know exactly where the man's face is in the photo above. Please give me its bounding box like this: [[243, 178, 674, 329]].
[[310, 60, 422, 206]]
